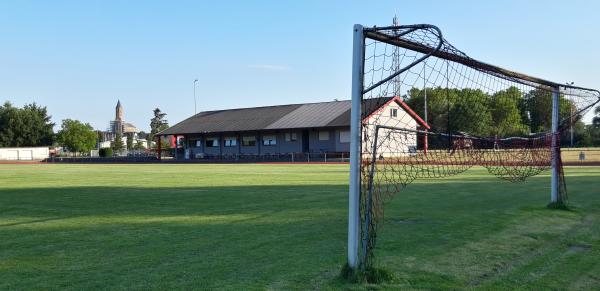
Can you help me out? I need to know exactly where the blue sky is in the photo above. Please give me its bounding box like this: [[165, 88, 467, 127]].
[[1, 0, 599, 131]]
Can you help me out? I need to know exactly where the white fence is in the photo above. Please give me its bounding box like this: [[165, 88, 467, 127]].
[[0, 147, 49, 161]]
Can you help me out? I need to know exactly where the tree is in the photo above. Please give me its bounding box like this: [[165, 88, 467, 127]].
[[149, 108, 169, 137], [406, 87, 454, 133], [57, 119, 97, 155], [111, 132, 125, 152], [404, 86, 586, 141], [522, 88, 575, 133], [0, 101, 55, 147], [407, 87, 492, 136], [125, 132, 134, 150], [99, 147, 113, 157], [449, 88, 493, 136], [561, 120, 589, 147], [137, 131, 148, 140], [593, 106, 600, 127], [588, 124, 600, 146], [134, 140, 146, 150], [0, 102, 19, 146], [489, 87, 528, 136], [149, 108, 169, 147]]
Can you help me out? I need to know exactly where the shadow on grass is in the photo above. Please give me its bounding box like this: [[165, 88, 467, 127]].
[[0, 185, 351, 290], [1, 174, 598, 290]]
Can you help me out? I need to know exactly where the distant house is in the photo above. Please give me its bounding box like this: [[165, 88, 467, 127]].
[[157, 96, 429, 159]]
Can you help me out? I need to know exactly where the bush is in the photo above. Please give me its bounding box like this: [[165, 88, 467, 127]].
[[99, 148, 113, 157]]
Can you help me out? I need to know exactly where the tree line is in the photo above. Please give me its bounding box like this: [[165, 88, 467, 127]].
[[405, 86, 600, 147], [2, 93, 600, 153], [0, 101, 170, 155]]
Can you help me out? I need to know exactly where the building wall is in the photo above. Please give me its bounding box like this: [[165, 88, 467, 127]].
[[183, 128, 340, 158], [278, 130, 303, 153], [261, 132, 278, 154], [308, 128, 336, 153], [335, 128, 351, 152], [363, 101, 418, 157], [240, 132, 259, 155], [203, 135, 222, 156], [186, 134, 204, 158], [221, 134, 240, 156], [259, 130, 303, 154], [0, 147, 49, 161]]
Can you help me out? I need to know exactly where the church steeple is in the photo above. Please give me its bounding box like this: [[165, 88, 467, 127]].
[[115, 100, 124, 121]]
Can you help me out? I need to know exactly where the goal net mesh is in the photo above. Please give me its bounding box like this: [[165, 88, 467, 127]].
[[358, 24, 600, 269]]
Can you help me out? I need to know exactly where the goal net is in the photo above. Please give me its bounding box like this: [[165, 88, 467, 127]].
[[349, 24, 600, 270]]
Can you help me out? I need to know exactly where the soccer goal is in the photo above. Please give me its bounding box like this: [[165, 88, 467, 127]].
[[347, 23, 600, 271]]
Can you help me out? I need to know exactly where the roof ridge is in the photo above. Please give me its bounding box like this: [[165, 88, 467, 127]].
[[158, 96, 399, 136], [192, 99, 351, 116]]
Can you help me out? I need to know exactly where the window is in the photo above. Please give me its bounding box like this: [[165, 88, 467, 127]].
[[205, 138, 219, 148], [224, 137, 237, 147], [339, 130, 350, 143], [195, 140, 202, 147], [285, 132, 297, 142], [318, 130, 329, 141], [263, 135, 277, 146], [390, 108, 398, 118], [242, 135, 256, 147]]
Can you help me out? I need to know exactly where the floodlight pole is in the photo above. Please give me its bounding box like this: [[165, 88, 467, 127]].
[[194, 79, 198, 115], [567, 82, 575, 147], [348, 24, 364, 269], [570, 107, 574, 147], [550, 86, 560, 203]]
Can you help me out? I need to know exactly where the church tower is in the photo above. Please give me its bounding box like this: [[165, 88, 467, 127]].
[[115, 100, 124, 121]]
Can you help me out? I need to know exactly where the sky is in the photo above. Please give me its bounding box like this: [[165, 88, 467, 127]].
[[1, 0, 599, 131]]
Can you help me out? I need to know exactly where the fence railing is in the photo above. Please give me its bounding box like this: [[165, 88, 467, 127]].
[[190, 152, 349, 163], [43, 149, 600, 165], [46, 152, 350, 163], [49, 156, 159, 163]]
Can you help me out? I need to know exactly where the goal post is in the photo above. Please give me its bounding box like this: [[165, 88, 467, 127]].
[[347, 24, 364, 269], [347, 22, 600, 271]]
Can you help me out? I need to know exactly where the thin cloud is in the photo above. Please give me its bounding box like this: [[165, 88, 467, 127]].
[[248, 64, 291, 71]]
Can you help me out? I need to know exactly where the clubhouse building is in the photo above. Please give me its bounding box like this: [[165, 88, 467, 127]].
[[157, 96, 429, 160]]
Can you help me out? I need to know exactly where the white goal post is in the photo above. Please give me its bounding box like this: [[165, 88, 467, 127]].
[[347, 24, 363, 269], [346, 23, 600, 270]]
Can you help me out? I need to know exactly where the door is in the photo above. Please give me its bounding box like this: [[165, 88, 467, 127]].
[[302, 130, 310, 153]]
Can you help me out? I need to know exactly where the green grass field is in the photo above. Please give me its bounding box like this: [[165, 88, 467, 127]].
[[1, 164, 599, 290]]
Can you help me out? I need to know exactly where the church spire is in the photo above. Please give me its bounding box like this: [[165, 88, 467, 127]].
[[115, 100, 124, 121]]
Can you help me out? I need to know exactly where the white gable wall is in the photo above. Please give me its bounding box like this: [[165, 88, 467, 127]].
[[363, 100, 418, 158]]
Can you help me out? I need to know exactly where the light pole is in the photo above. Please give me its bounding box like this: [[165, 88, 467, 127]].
[[566, 81, 574, 147], [194, 79, 199, 115]]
